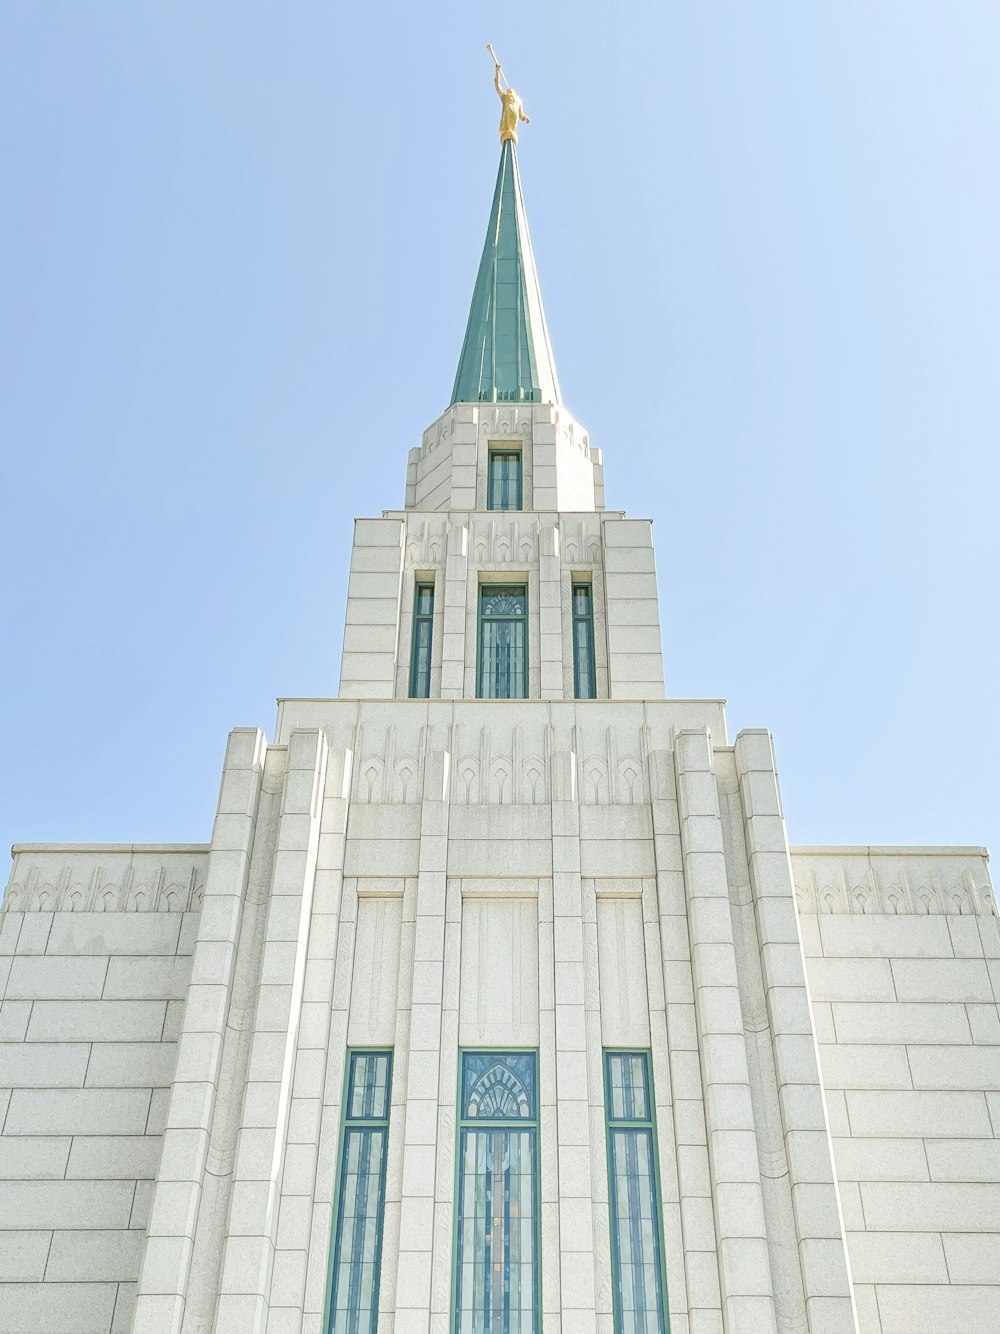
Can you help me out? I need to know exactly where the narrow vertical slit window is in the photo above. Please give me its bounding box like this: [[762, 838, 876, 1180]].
[[327, 1050, 392, 1334], [478, 585, 528, 699], [487, 449, 523, 510], [605, 1051, 668, 1334], [454, 1051, 540, 1334], [572, 582, 597, 699], [409, 581, 435, 698]]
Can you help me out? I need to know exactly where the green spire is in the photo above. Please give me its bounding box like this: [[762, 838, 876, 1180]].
[[451, 141, 562, 407]]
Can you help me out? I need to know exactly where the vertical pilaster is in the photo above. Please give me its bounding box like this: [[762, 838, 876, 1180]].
[[674, 729, 777, 1334], [373, 873, 418, 1334], [440, 524, 470, 699], [734, 731, 857, 1334], [278, 739, 355, 1334], [539, 520, 565, 699], [553, 773, 598, 1334], [582, 875, 613, 1334], [428, 860, 462, 1334], [538, 864, 561, 1331], [393, 735, 451, 1334], [649, 739, 700, 1334], [132, 727, 267, 1334], [214, 727, 328, 1334], [303, 744, 360, 1334]]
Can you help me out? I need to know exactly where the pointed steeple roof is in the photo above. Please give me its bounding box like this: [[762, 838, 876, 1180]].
[[451, 141, 562, 406]]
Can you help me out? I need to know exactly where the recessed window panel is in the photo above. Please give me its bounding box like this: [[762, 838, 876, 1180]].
[[604, 1051, 668, 1334], [410, 582, 435, 698], [327, 1051, 392, 1334], [488, 450, 522, 510], [454, 1051, 539, 1334], [478, 586, 527, 700], [572, 582, 597, 699]]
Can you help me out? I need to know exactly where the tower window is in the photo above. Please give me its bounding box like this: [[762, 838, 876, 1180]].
[[409, 582, 435, 698], [454, 1051, 540, 1334], [604, 1051, 668, 1334], [327, 1050, 393, 1334], [487, 449, 522, 510], [572, 582, 597, 699], [478, 585, 527, 699]]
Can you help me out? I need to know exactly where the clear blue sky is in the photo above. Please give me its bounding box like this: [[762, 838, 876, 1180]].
[[2, 3, 998, 859]]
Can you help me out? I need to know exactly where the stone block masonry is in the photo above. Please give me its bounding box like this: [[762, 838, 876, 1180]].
[[793, 846, 999, 1334], [0, 846, 206, 1334]]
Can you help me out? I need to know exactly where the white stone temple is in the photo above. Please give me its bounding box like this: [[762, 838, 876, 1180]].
[[1, 120, 998, 1334]]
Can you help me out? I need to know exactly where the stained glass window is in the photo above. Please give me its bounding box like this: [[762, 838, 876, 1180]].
[[327, 1051, 392, 1334], [605, 1052, 668, 1334], [572, 583, 597, 699], [478, 586, 527, 700], [488, 450, 522, 510], [454, 1052, 539, 1334], [410, 582, 435, 698]]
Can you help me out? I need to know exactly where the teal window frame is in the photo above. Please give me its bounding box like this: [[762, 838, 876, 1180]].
[[477, 584, 528, 700], [409, 581, 435, 698], [325, 1049, 393, 1334], [571, 582, 597, 699], [487, 449, 523, 511], [604, 1050, 669, 1334], [453, 1049, 541, 1334]]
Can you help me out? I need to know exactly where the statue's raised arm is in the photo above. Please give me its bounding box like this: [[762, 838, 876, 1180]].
[[488, 43, 530, 145]]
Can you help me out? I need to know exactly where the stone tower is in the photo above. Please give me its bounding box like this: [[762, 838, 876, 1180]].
[[2, 125, 998, 1334]]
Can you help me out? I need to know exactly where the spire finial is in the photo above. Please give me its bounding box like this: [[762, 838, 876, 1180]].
[[487, 43, 530, 145]]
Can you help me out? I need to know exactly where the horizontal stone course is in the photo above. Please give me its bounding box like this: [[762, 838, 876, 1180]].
[[44, 914, 183, 956], [0, 1042, 90, 1087], [26, 1000, 166, 1042], [5, 956, 108, 1000], [0, 1281, 119, 1334], [103, 956, 191, 1000], [830, 1002, 971, 1045], [0, 1137, 71, 1180], [85, 1041, 178, 1088], [860, 1182, 1000, 1231], [875, 1282, 1000, 1333], [66, 1135, 163, 1180], [45, 1228, 144, 1281], [4, 1089, 152, 1137], [0, 1180, 135, 1230], [845, 1090, 992, 1139], [890, 959, 993, 1003], [0, 1231, 52, 1282]]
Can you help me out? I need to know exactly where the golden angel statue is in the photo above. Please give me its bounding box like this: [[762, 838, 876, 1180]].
[[489, 45, 530, 144]]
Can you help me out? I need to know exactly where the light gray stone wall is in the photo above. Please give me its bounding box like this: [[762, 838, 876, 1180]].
[[793, 847, 1000, 1334], [340, 511, 664, 702], [0, 847, 206, 1334]]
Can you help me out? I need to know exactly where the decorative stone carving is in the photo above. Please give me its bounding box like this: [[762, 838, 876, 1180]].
[[2, 848, 208, 914], [791, 848, 995, 916]]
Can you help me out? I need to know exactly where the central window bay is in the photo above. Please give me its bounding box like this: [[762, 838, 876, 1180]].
[[454, 1051, 539, 1334], [478, 586, 528, 699]]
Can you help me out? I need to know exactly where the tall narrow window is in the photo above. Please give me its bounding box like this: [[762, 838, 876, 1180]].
[[454, 1051, 539, 1334], [572, 582, 597, 699], [605, 1051, 668, 1334], [488, 449, 522, 510], [409, 581, 435, 698], [327, 1050, 392, 1334], [478, 586, 528, 699]]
